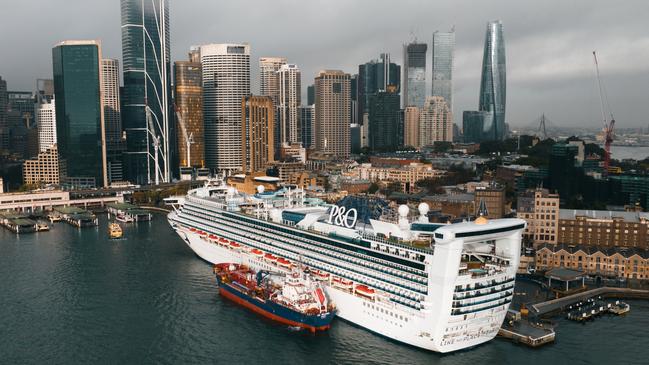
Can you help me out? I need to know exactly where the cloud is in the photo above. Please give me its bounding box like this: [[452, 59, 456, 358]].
[[0, 0, 647, 126]]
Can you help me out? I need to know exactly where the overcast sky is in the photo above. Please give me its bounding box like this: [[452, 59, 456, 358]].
[[1, 0, 647, 128]]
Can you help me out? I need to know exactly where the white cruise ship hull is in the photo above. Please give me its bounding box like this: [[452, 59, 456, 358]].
[[170, 210, 521, 353]]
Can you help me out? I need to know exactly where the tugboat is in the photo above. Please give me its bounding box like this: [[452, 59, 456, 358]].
[[108, 223, 123, 239], [213, 263, 335, 332]]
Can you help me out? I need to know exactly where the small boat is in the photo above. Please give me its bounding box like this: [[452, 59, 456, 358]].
[[609, 301, 630, 315], [36, 223, 50, 232], [277, 258, 292, 269], [109, 223, 123, 239], [251, 249, 264, 257], [264, 253, 278, 262], [229, 241, 242, 248], [331, 277, 353, 290], [354, 284, 376, 299], [115, 214, 134, 223], [214, 263, 335, 333], [312, 270, 330, 281]]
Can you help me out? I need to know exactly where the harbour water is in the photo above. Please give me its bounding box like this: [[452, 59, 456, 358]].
[[1, 215, 647, 364], [610, 145, 649, 161]]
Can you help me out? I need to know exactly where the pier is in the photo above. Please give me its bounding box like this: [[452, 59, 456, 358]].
[[498, 310, 555, 347], [54, 207, 98, 228], [0, 212, 37, 234], [106, 203, 152, 222], [528, 287, 649, 317]]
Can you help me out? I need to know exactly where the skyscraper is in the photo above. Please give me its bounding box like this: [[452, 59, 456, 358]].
[[314, 70, 351, 159], [357, 53, 400, 127], [242, 96, 274, 174], [478, 20, 506, 141], [52, 40, 106, 188], [419, 96, 453, 146], [403, 106, 420, 148], [0, 77, 9, 151], [431, 29, 455, 112], [306, 84, 315, 106], [120, 0, 173, 185], [368, 86, 400, 151], [403, 42, 427, 107], [174, 61, 204, 169], [36, 99, 56, 152], [259, 57, 286, 105], [299, 105, 314, 149], [200, 43, 251, 173], [101, 59, 123, 183], [462, 110, 493, 143], [278, 64, 301, 145]]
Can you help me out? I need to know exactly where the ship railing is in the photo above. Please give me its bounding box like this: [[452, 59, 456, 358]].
[[453, 283, 515, 300], [452, 291, 513, 308], [453, 277, 515, 293], [360, 232, 432, 256], [450, 298, 512, 316], [183, 211, 430, 296]]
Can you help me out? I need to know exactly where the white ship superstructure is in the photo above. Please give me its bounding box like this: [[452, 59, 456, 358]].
[[167, 180, 525, 353]]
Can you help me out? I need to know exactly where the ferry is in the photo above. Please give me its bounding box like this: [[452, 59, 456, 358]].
[[167, 179, 526, 353], [108, 223, 123, 239], [214, 263, 334, 332]]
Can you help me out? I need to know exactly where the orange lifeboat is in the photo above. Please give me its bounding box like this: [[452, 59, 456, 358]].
[[331, 277, 353, 290], [189, 227, 197, 232], [218, 238, 228, 245], [313, 270, 330, 281], [264, 253, 278, 262], [251, 249, 264, 257], [209, 234, 218, 241], [354, 284, 376, 299], [277, 258, 292, 269], [230, 241, 241, 248]]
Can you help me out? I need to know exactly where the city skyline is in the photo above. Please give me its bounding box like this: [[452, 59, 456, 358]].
[[0, 1, 647, 127]]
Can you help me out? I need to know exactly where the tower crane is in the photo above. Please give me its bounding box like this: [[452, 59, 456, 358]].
[[146, 106, 161, 185], [174, 105, 194, 167], [593, 51, 616, 174]]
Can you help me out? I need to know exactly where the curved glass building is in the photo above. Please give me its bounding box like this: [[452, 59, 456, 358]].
[[478, 21, 506, 141], [120, 0, 174, 184]]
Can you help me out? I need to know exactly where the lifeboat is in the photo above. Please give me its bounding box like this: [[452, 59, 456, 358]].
[[230, 241, 242, 248], [189, 227, 197, 232], [331, 277, 353, 290], [277, 258, 292, 269], [354, 284, 376, 299], [251, 249, 264, 257], [199, 231, 208, 236], [209, 234, 218, 241], [264, 253, 278, 262], [313, 270, 331, 281], [219, 238, 229, 245]]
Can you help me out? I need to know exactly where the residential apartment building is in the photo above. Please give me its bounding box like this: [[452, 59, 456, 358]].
[[558, 210, 649, 249], [314, 70, 350, 159], [536, 243, 649, 280], [517, 188, 559, 246], [241, 96, 274, 174], [357, 162, 444, 193], [22, 145, 66, 185], [474, 184, 506, 219]]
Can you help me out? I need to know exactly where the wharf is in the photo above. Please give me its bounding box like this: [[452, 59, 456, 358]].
[[529, 287, 649, 317], [498, 310, 555, 347], [0, 212, 37, 233], [106, 202, 152, 222], [54, 206, 98, 228]]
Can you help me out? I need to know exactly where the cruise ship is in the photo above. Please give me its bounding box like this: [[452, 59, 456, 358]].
[[167, 180, 526, 353]]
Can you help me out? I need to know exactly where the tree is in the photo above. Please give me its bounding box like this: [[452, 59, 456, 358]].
[[367, 182, 379, 194], [433, 141, 453, 153]]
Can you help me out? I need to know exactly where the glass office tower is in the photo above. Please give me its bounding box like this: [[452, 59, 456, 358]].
[[357, 53, 400, 127], [121, 0, 173, 185], [478, 21, 506, 141], [403, 43, 427, 108], [431, 30, 455, 112], [52, 40, 106, 188]]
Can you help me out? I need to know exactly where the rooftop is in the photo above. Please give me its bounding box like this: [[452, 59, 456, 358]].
[[545, 267, 587, 281], [559, 209, 649, 222]]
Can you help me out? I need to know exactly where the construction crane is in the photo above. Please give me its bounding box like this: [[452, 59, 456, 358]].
[[146, 106, 162, 185], [174, 105, 194, 167], [593, 51, 616, 174]]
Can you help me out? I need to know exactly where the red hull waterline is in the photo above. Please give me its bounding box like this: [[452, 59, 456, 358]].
[[219, 287, 331, 333]]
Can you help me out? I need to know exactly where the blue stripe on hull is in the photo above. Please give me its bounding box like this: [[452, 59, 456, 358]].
[[218, 279, 334, 328]]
